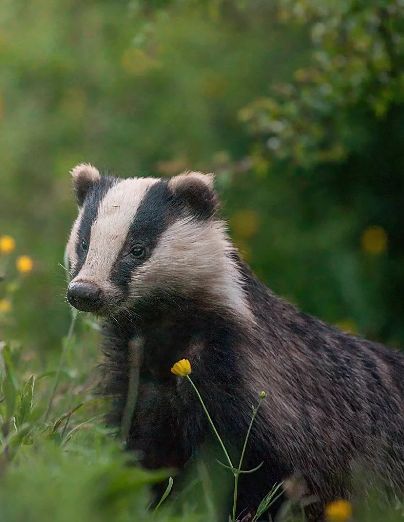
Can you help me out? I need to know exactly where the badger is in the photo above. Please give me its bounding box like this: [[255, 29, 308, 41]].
[[66, 164, 404, 521]]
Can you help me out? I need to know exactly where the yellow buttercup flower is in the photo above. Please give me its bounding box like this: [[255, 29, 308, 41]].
[[325, 499, 352, 521], [0, 299, 12, 313], [0, 235, 16, 254], [361, 225, 387, 255], [171, 358, 192, 377], [231, 210, 260, 240], [16, 255, 33, 274]]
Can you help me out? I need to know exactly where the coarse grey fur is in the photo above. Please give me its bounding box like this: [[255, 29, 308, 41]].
[[66, 164, 404, 521]]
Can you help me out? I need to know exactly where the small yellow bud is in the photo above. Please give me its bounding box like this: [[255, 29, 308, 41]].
[[259, 391, 267, 399], [335, 320, 357, 335], [171, 358, 192, 377], [16, 255, 33, 274], [325, 499, 352, 522], [0, 299, 12, 313], [361, 226, 387, 255], [0, 235, 16, 254], [231, 210, 260, 240]]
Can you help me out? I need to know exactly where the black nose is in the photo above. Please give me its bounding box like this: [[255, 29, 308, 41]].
[[67, 281, 104, 312]]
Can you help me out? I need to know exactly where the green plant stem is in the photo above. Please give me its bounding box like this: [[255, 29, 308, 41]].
[[186, 375, 266, 522], [153, 476, 174, 512], [186, 376, 234, 470], [232, 398, 263, 522], [44, 310, 77, 422], [61, 413, 104, 446]]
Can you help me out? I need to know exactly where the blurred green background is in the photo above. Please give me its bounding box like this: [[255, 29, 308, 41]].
[[1, 0, 403, 353]]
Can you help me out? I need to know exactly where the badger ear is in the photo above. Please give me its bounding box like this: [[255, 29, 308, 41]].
[[70, 164, 101, 207], [168, 171, 218, 218]]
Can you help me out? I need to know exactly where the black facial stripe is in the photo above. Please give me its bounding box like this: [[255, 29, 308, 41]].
[[73, 176, 117, 277], [110, 180, 180, 293]]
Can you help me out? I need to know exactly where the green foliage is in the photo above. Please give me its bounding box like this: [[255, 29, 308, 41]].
[[230, 0, 404, 345], [0, 439, 166, 522], [240, 0, 403, 166], [0, 327, 208, 522]]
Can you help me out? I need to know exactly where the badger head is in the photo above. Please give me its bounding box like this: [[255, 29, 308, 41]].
[[66, 164, 250, 320]]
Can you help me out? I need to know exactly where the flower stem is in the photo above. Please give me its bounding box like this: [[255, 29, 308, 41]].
[[186, 376, 234, 470], [186, 374, 266, 522], [232, 397, 264, 522]]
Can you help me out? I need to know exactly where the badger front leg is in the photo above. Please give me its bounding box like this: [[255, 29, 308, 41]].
[[125, 376, 195, 472], [119, 336, 187, 470], [124, 350, 211, 487]]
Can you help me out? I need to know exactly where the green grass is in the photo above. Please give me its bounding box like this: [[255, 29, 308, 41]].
[[0, 311, 205, 522]]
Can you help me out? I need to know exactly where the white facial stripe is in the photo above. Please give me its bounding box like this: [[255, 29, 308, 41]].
[[76, 177, 159, 285], [67, 206, 84, 270], [130, 217, 254, 322]]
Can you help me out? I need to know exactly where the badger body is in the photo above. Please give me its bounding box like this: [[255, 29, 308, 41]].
[[66, 164, 404, 521]]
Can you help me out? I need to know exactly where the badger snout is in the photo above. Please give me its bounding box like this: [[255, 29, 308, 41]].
[[67, 280, 105, 313]]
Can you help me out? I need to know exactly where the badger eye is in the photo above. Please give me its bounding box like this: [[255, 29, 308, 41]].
[[130, 245, 145, 259], [81, 239, 88, 252]]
